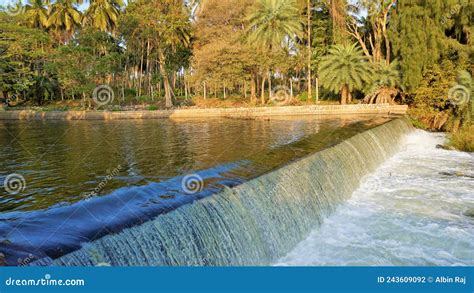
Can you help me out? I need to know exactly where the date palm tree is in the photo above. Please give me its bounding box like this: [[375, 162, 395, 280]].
[[364, 60, 402, 104], [246, 0, 302, 49], [83, 0, 124, 33], [319, 43, 374, 104]]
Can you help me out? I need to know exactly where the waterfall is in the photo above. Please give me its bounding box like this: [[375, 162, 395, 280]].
[[35, 118, 413, 266]]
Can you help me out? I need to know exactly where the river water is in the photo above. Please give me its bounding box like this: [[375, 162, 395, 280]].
[[0, 116, 391, 264], [276, 130, 474, 266]]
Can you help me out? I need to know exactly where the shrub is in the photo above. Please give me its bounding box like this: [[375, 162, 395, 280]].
[[447, 125, 474, 152]]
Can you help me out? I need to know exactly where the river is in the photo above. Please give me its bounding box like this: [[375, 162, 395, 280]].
[[276, 130, 474, 266]]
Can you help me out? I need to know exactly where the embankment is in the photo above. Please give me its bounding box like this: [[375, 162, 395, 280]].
[[0, 104, 408, 120]]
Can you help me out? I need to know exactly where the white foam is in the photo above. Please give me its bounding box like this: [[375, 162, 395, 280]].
[[276, 130, 474, 266]]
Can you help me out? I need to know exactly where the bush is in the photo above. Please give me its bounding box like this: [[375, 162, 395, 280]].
[[447, 125, 474, 152]]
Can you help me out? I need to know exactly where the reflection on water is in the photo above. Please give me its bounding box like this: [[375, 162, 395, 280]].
[[0, 115, 392, 264], [277, 130, 474, 266], [0, 116, 386, 212]]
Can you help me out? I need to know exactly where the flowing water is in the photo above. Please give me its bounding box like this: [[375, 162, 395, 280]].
[[0, 115, 393, 265], [31, 118, 413, 267], [276, 130, 474, 266]]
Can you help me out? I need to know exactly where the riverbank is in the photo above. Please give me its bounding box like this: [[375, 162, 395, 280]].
[[0, 104, 407, 120]]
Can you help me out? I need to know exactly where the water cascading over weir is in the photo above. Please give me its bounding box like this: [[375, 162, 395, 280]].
[[34, 118, 413, 266]]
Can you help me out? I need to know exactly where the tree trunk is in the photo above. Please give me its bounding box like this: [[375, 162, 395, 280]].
[[250, 74, 257, 103], [307, 0, 312, 101], [315, 77, 319, 103], [340, 84, 349, 104], [244, 82, 247, 100], [158, 49, 173, 108], [290, 79, 293, 99], [261, 75, 266, 105], [268, 71, 272, 101]]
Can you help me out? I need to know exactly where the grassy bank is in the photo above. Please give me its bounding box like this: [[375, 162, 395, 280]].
[[446, 125, 474, 152]]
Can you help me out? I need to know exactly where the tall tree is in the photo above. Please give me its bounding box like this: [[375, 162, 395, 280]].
[[47, 0, 84, 43], [348, 0, 397, 63], [25, 0, 50, 29], [247, 0, 303, 103], [120, 0, 191, 108], [307, 0, 312, 100], [328, 0, 348, 44], [83, 0, 124, 33], [192, 0, 259, 102], [389, 0, 472, 91], [246, 0, 303, 49], [319, 43, 374, 104]]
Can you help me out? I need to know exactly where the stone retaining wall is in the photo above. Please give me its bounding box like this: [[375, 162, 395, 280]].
[[0, 104, 408, 120]]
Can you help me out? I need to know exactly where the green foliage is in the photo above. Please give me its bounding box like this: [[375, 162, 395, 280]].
[[447, 125, 474, 152], [0, 0, 471, 136], [47, 0, 83, 42], [319, 43, 374, 103], [246, 0, 303, 49], [83, 0, 124, 33], [390, 0, 472, 92], [146, 105, 158, 111], [25, 0, 50, 29]]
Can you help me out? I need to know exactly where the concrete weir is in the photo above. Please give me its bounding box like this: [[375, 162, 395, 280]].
[[0, 104, 408, 120], [33, 118, 413, 266]]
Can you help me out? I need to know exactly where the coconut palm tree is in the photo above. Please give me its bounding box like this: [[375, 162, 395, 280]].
[[246, 0, 302, 49], [319, 43, 374, 104], [83, 0, 124, 33], [47, 0, 83, 43], [25, 0, 49, 29]]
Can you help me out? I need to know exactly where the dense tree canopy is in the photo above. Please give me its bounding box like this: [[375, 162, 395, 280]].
[[0, 0, 472, 130]]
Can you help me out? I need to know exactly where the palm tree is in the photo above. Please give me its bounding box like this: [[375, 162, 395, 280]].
[[246, 0, 302, 49], [246, 0, 302, 104], [364, 60, 402, 104], [47, 0, 83, 43], [319, 43, 374, 104], [83, 0, 124, 33], [25, 0, 49, 29]]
